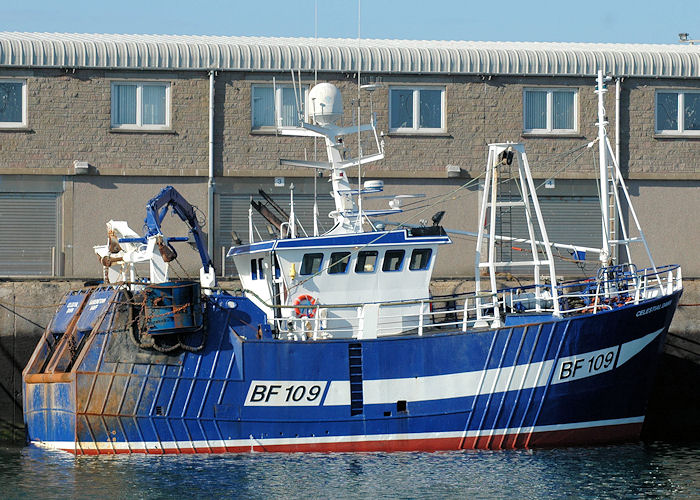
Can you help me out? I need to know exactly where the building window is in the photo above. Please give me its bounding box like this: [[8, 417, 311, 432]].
[[111, 82, 170, 130], [355, 250, 378, 273], [523, 88, 577, 134], [0, 79, 27, 128], [328, 252, 351, 274], [389, 87, 445, 133], [656, 90, 700, 135], [382, 250, 405, 272], [252, 85, 307, 129]]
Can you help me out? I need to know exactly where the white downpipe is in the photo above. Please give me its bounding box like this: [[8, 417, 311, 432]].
[[208, 71, 216, 264]]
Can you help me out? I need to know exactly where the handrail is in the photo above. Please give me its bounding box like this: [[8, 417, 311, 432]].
[[236, 263, 682, 339]]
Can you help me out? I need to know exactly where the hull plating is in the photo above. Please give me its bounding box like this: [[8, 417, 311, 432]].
[[23, 291, 680, 454]]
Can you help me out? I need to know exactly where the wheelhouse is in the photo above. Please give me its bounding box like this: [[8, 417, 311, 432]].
[[228, 228, 450, 338]]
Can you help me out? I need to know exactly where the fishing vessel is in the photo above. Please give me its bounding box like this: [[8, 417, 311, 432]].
[[22, 71, 682, 454]]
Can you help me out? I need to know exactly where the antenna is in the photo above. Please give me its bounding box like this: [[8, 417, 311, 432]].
[[356, 0, 363, 231], [313, 0, 319, 235]]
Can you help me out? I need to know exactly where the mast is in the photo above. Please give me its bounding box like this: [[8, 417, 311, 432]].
[[595, 69, 612, 265]]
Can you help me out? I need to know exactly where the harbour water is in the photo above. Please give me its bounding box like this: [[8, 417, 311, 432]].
[[2, 441, 699, 499]]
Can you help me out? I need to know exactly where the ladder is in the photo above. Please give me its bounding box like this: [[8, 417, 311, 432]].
[[474, 143, 561, 328], [495, 157, 515, 264]]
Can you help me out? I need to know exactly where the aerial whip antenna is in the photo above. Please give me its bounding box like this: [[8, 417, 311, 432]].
[[356, 0, 363, 231]]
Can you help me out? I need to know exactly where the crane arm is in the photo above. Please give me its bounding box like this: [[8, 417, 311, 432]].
[[144, 186, 216, 284]]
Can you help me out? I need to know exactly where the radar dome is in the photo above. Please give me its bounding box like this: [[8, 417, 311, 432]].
[[307, 83, 343, 125]]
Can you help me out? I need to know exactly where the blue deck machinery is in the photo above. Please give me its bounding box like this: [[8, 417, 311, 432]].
[[22, 187, 270, 453]]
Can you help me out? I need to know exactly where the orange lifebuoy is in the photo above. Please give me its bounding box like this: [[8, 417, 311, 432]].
[[293, 294, 317, 318]]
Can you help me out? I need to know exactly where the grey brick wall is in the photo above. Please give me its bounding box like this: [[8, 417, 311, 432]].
[[0, 68, 698, 279], [626, 79, 700, 176], [0, 69, 210, 175], [1, 69, 698, 179]]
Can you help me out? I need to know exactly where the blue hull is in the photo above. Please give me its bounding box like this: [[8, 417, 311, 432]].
[[22, 289, 681, 454]]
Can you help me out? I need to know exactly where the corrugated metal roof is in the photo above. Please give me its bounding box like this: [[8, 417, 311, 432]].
[[1, 32, 699, 77]]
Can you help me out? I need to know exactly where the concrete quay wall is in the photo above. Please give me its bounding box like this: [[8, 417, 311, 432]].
[[1, 278, 698, 442]]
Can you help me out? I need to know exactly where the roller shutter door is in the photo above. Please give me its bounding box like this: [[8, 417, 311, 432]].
[[0, 193, 60, 276], [218, 193, 336, 275], [496, 195, 601, 278]]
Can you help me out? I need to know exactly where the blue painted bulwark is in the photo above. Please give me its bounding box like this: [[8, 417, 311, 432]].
[[22, 285, 682, 454]]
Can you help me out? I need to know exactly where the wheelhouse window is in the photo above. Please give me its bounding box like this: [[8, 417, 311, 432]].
[[355, 250, 378, 273], [656, 90, 700, 135], [389, 87, 445, 133], [409, 249, 432, 271], [523, 88, 577, 134], [0, 79, 27, 128], [300, 253, 323, 275], [382, 250, 405, 272], [111, 82, 170, 130], [328, 252, 351, 274], [252, 85, 307, 129]]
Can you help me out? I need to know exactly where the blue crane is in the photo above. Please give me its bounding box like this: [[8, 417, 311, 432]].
[[118, 186, 217, 287]]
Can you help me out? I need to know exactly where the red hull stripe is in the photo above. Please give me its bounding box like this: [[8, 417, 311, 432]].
[[38, 421, 643, 455]]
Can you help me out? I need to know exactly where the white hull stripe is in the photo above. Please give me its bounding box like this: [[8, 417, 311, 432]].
[[33, 416, 645, 453], [323, 328, 664, 405]]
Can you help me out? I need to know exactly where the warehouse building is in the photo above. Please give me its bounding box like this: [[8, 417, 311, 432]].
[[0, 33, 699, 280]]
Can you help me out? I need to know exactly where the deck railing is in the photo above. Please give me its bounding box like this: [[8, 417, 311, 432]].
[[264, 264, 682, 340]]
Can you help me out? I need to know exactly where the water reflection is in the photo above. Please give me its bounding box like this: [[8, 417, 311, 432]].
[[0, 441, 697, 499]]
